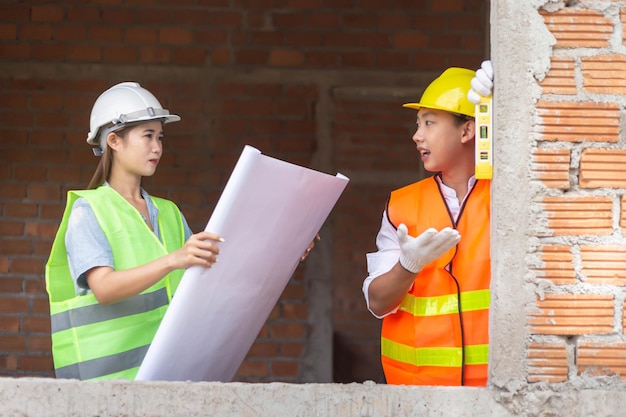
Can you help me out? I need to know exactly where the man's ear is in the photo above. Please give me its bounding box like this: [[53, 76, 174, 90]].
[[460, 119, 476, 144]]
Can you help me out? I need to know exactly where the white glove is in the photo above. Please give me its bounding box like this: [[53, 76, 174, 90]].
[[397, 224, 461, 273], [468, 60, 494, 104]]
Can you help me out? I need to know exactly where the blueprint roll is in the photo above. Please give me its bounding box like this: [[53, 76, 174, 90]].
[[136, 145, 349, 382]]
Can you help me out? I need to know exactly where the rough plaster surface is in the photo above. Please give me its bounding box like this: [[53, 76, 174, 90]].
[[5, 378, 626, 417], [488, 0, 555, 391]]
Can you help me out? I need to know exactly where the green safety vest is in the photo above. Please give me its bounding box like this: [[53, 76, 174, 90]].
[[45, 186, 186, 380]]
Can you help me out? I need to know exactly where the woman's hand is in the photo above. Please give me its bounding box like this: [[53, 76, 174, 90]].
[[300, 233, 321, 261], [170, 231, 223, 270]]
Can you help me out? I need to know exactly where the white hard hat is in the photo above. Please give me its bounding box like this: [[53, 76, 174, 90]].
[[86, 82, 180, 151]]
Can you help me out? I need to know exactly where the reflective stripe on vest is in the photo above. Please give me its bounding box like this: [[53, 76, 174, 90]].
[[381, 339, 489, 367], [381, 176, 491, 386], [398, 289, 490, 316], [45, 187, 185, 380]]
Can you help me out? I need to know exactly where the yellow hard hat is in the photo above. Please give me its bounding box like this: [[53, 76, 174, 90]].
[[403, 67, 475, 118]]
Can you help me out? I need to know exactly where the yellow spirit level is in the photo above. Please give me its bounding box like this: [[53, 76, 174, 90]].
[[475, 95, 493, 179]]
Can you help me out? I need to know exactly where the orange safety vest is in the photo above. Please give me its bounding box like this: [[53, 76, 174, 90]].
[[381, 175, 490, 386]]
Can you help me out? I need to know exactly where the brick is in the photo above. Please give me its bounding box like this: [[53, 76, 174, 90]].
[[577, 341, 626, 378], [280, 342, 304, 358], [341, 51, 375, 67], [358, 33, 390, 49], [284, 31, 322, 48], [0, 275, 19, 291], [22, 316, 50, 333], [535, 101, 619, 142], [32, 297, 51, 315], [580, 149, 626, 188], [0, 221, 24, 237], [159, 28, 193, 45], [268, 49, 304, 66], [308, 12, 341, 28], [541, 196, 612, 236], [432, 0, 464, 12], [19, 355, 53, 372], [531, 148, 570, 189], [19, 23, 52, 41], [0, 43, 31, 60], [5, 203, 37, 218], [11, 258, 44, 275], [393, 32, 428, 49], [527, 341, 568, 383], [270, 322, 306, 339], [529, 293, 614, 335], [378, 13, 412, 31], [281, 302, 308, 320], [540, 56, 576, 95], [55, 25, 88, 41], [0, 5, 30, 21], [271, 359, 298, 377], [236, 359, 269, 377], [90, 25, 123, 42], [0, 355, 19, 371], [533, 245, 576, 285], [0, 316, 19, 332], [541, 9, 612, 48], [272, 12, 306, 29], [27, 335, 51, 352], [246, 341, 278, 357], [343, 13, 377, 29], [28, 183, 61, 201], [0, 182, 26, 200], [0, 335, 26, 351], [125, 27, 158, 43], [195, 29, 228, 45], [31, 6, 64, 23], [582, 55, 626, 94], [66, 7, 100, 22], [31, 92, 63, 109], [0, 257, 7, 274], [581, 245, 626, 285], [251, 30, 283, 46], [208, 11, 243, 27], [234, 49, 268, 65], [139, 46, 171, 64], [136, 8, 171, 25], [103, 46, 138, 63], [0, 240, 30, 256], [67, 45, 101, 62]]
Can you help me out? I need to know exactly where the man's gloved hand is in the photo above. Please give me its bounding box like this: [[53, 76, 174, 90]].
[[468, 60, 494, 104], [396, 224, 461, 273]]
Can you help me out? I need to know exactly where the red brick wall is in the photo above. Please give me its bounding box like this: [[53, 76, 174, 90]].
[[0, 1, 487, 381], [527, 2, 626, 384]]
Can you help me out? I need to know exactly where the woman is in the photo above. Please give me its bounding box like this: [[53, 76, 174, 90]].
[[45, 82, 225, 380]]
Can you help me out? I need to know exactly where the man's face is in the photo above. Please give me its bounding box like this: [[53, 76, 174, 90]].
[[411, 108, 473, 173]]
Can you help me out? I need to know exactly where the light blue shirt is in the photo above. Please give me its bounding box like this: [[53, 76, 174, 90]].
[[65, 186, 193, 296]]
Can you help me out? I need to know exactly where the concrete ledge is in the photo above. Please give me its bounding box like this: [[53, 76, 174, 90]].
[[4, 377, 626, 417], [0, 378, 505, 417]]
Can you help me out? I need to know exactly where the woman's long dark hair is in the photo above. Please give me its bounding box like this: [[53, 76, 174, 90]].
[[86, 127, 129, 189]]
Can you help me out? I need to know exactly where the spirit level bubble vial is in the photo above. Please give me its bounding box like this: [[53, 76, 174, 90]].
[[475, 95, 493, 180]]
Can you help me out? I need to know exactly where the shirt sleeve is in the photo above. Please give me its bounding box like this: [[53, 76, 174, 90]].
[[363, 210, 403, 319], [65, 198, 115, 295], [180, 212, 193, 241]]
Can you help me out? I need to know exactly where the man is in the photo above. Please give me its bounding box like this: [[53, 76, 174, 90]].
[[363, 62, 494, 386]]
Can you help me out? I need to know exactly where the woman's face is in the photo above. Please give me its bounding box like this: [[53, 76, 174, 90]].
[[109, 120, 164, 178]]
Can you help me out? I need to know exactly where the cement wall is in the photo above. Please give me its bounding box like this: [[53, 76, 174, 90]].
[[4, 377, 626, 417]]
